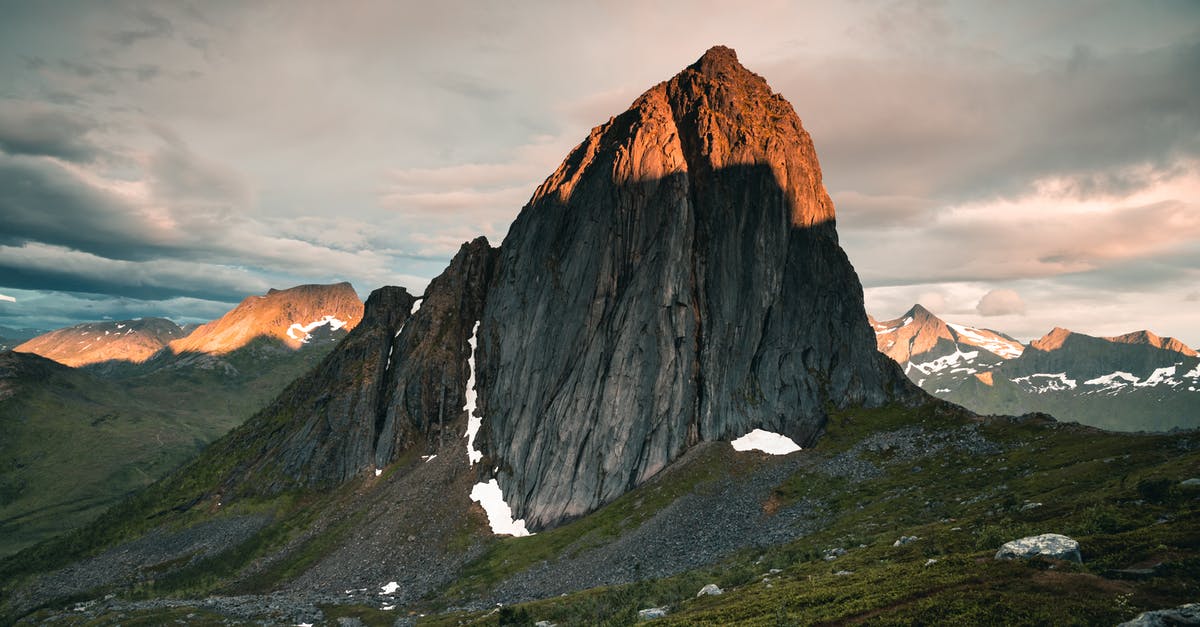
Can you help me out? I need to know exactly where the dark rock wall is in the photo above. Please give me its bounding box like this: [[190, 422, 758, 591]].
[[476, 47, 913, 529]]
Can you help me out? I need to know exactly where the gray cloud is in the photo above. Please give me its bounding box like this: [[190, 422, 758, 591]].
[[0, 1, 1195, 345], [0, 101, 99, 162]]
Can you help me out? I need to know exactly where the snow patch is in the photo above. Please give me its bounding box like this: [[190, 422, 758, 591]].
[[411, 298, 423, 315], [464, 321, 483, 465], [1084, 371, 1139, 388], [908, 348, 979, 375], [286, 315, 348, 343], [1185, 363, 1200, 378], [374, 468, 382, 477], [1012, 373, 1077, 393], [421, 454, 437, 462], [380, 581, 399, 594], [730, 429, 801, 455], [1136, 366, 1179, 388], [947, 323, 1024, 359], [470, 479, 532, 536]]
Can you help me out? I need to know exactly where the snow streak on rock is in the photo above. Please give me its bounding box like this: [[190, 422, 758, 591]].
[[464, 321, 483, 465]]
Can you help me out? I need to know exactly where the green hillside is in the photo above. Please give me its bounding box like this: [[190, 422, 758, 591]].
[[0, 340, 332, 558], [4, 401, 1197, 625]]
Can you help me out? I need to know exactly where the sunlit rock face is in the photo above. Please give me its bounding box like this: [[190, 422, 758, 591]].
[[476, 46, 915, 530]]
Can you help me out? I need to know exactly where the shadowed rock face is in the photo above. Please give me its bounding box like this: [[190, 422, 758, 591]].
[[229, 239, 497, 492], [476, 46, 914, 530]]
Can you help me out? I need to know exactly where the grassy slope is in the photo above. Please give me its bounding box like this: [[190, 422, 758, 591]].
[[422, 404, 1200, 626], [0, 342, 330, 558], [4, 402, 1198, 625]]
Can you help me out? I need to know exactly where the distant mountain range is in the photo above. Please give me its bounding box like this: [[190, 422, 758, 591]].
[[871, 304, 1199, 431], [0, 283, 363, 556]]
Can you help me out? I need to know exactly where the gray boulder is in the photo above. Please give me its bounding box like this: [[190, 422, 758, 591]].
[[995, 533, 1081, 563], [638, 606, 669, 620], [1118, 602, 1200, 626], [697, 583, 724, 597]]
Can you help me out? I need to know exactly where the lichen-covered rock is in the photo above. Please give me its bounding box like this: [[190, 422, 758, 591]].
[[477, 45, 916, 530], [994, 533, 1082, 563], [696, 583, 723, 597], [638, 606, 669, 620]]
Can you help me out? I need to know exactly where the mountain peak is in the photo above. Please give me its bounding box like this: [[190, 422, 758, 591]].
[[1104, 329, 1198, 357], [1030, 327, 1075, 352], [904, 303, 939, 321], [688, 45, 746, 77]]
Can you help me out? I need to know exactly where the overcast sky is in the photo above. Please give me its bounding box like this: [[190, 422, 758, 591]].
[[0, 1, 1197, 345]]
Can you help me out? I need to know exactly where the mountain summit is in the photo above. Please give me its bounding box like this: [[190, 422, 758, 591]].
[[478, 46, 913, 528]]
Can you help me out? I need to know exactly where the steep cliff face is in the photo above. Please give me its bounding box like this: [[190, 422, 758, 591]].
[[229, 239, 497, 492], [476, 46, 914, 529]]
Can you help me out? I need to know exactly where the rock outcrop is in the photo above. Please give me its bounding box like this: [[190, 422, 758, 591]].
[[995, 533, 1082, 563], [475, 46, 915, 529], [14, 317, 185, 368], [227, 240, 497, 492]]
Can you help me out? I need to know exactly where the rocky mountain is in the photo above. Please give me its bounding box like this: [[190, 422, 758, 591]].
[[2, 46, 1198, 627], [478, 45, 913, 529], [166, 282, 363, 357], [13, 318, 186, 368], [872, 305, 1199, 431]]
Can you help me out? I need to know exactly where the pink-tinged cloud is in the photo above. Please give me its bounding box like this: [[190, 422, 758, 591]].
[[976, 289, 1026, 316]]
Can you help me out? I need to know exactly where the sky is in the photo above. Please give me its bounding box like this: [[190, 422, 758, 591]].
[[0, 1, 1197, 345]]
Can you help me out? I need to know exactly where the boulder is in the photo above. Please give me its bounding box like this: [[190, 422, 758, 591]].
[[638, 606, 669, 620], [994, 533, 1081, 563], [1118, 602, 1200, 626], [893, 535, 919, 547], [697, 583, 724, 597]]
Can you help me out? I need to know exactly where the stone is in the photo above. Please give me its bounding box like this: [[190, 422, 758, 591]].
[[893, 536, 919, 547], [994, 533, 1081, 563], [696, 583, 723, 597], [638, 606, 669, 620], [1118, 603, 1200, 626], [1180, 478, 1200, 487], [476, 45, 917, 530], [924, 558, 938, 566]]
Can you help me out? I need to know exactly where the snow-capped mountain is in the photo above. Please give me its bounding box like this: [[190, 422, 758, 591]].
[[871, 305, 1199, 431], [13, 318, 186, 368], [869, 304, 1023, 393]]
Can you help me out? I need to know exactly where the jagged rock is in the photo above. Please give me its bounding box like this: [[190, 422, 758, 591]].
[[223, 240, 498, 493], [1118, 603, 1200, 626], [477, 45, 916, 530], [994, 533, 1081, 563], [696, 583, 723, 597], [638, 606, 669, 620]]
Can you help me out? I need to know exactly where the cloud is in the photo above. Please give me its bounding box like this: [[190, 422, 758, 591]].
[[976, 289, 1026, 316], [0, 101, 100, 162], [0, 293, 15, 303]]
